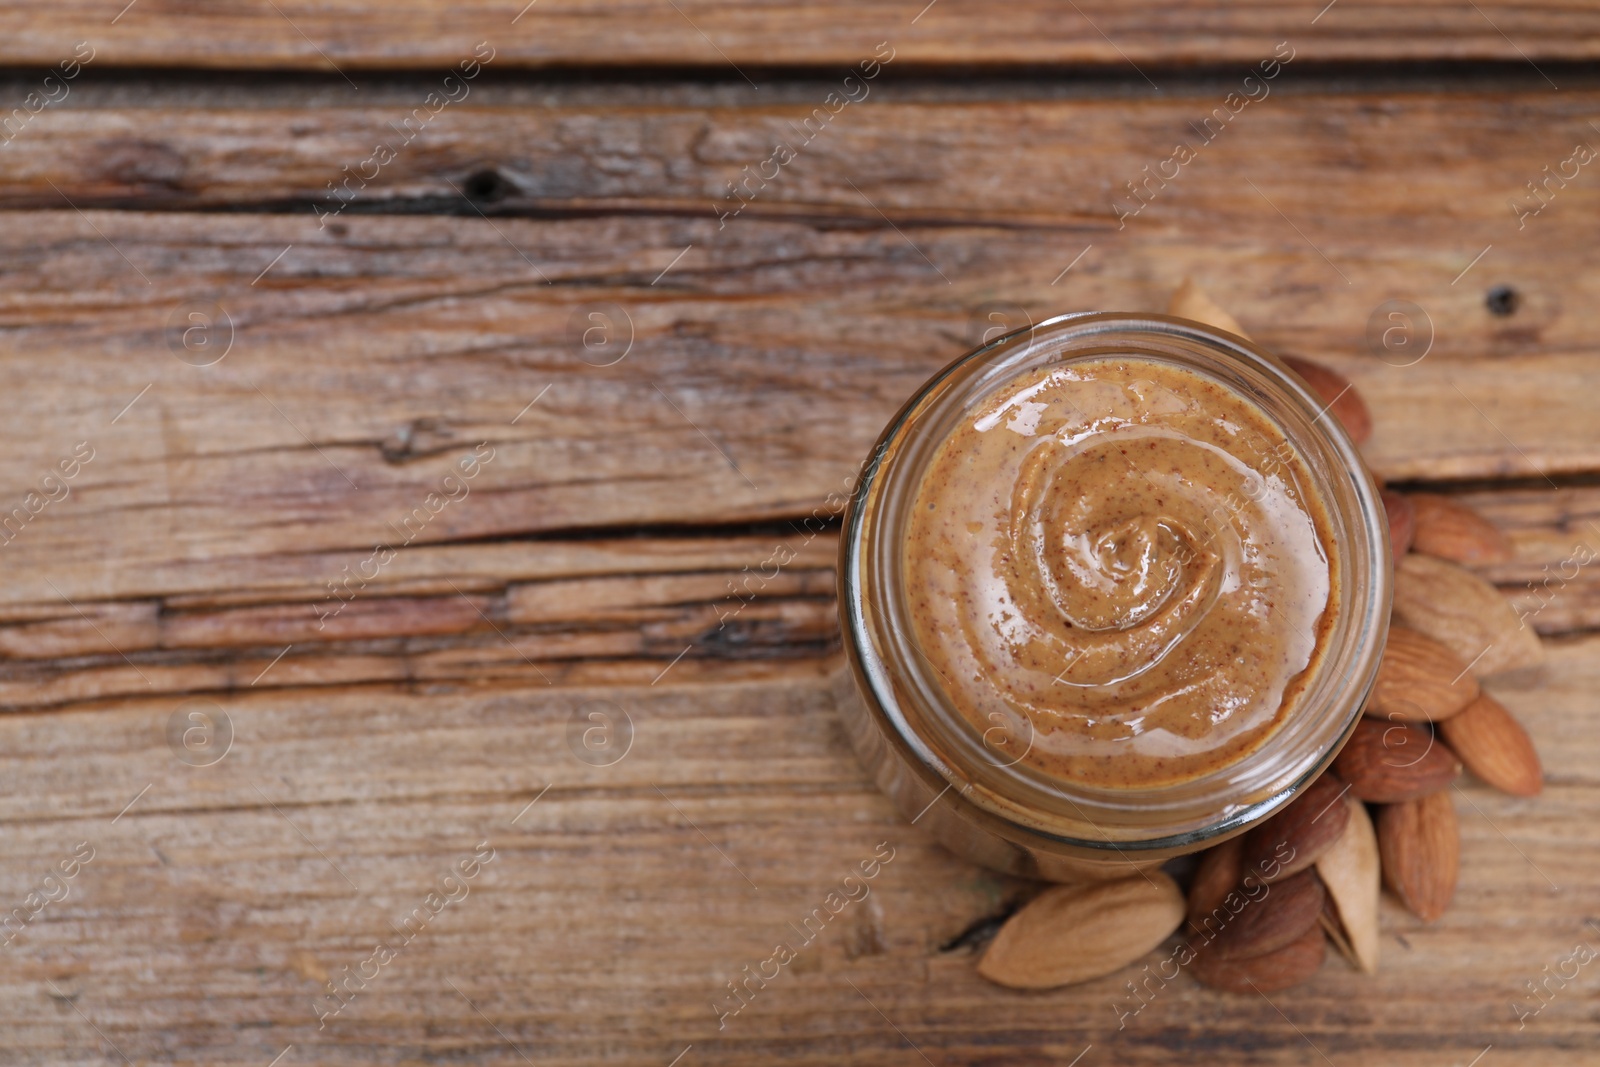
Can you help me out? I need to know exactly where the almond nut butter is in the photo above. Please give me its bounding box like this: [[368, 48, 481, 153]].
[[1191, 921, 1327, 994], [1333, 717, 1461, 802], [1315, 795, 1380, 973], [1383, 489, 1416, 559], [1240, 773, 1350, 882], [1437, 692, 1543, 797], [1409, 493, 1513, 565], [977, 872, 1185, 990], [1376, 791, 1459, 923], [1394, 554, 1544, 677], [1281, 355, 1373, 445], [1207, 869, 1326, 961], [1366, 626, 1480, 721]]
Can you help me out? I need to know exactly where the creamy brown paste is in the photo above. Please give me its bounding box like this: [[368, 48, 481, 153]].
[[904, 357, 1337, 789]]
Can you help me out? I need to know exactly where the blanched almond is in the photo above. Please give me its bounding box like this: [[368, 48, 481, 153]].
[[977, 873, 1184, 990], [1315, 795, 1380, 973], [1168, 279, 1249, 338], [1319, 896, 1353, 963], [1394, 554, 1544, 677]]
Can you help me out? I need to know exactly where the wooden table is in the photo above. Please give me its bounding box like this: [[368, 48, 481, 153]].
[[1, 4, 1597, 1063]]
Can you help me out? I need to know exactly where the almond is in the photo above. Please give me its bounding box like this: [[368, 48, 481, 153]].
[[1281, 355, 1373, 445], [1437, 692, 1543, 797], [1382, 489, 1416, 558], [1240, 772, 1350, 882], [1207, 869, 1326, 961], [1366, 626, 1480, 721], [1168, 279, 1248, 338], [977, 872, 1184, 989], [1394, 554, 1544, 677], [1318, 894, 1352, 963], [1333, 717, 1460, 802], [1191, 922, 1327, 994], [1315, 795, 1380, 973], [1376, 791, 1459, 922], [1186, 836, 1244, 933], [1409, 493, 1513, 565]]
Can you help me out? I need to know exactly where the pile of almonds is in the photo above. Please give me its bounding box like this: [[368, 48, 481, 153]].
[[976, 283, 1545, 995]]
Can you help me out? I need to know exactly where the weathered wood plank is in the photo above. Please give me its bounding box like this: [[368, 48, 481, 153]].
[[6, 481, 1600, 717], [3, 478, 1600, 713], [2, 205, 1596, 584], [12, 88, 1598, 493], [0, 91, 1594, 718], [4, 92, 1596, 231], [1, 76, 1597, 688], [0, 203, 1595, 605], [0, 645, 1592, 1065], [6, 1, 1600, 71], [1472, 484, 1600, 636], [0, 28, 1589, 1067], [0, 530, 839, 709]]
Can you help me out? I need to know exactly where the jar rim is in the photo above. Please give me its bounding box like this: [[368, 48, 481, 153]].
[[839, 311, 1391, 853]]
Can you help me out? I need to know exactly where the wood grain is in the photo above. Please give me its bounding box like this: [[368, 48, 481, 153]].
[[6, 0, 1600, 70], [6, 483, 1600, 714], [0, 530, 843, 711], [1, 55, 1596, 1066], [1471, 485, 1600, 635], [0, 646, 1592, 1065], [0, 201, 1594, 616], [8, 91, 1600, 234], [0, 89, 1591, 523]]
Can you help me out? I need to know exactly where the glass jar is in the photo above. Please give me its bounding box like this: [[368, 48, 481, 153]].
[[836, 312, 1390, 881]]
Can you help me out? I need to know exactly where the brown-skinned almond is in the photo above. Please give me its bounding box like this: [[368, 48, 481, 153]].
[[1394, 554, 1544, 677], [1207, 869, 1326, 961], [1409, 494, 1514, 565], [1333, 718, 1460, 803], [1315, 795, 1380, 973], [1377, 791, 1459, 922], [1191, 922, 1327, 994], [1366, 626, 1480, 721], [977, 873, 1184, 990], [1437, 692, 1543, 797], [1240, 773, 1350, 882], [1186, 843, 1279, 947], [1186, 836, 1244, 933], [1383, 490, 1416, 558], [1281, 355, 1373, 445]]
